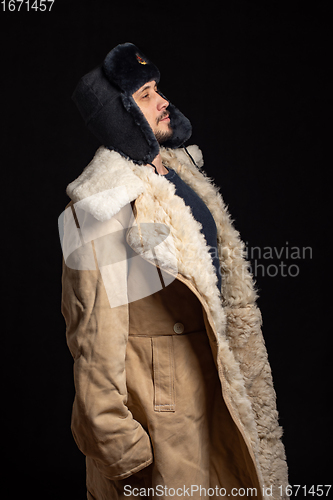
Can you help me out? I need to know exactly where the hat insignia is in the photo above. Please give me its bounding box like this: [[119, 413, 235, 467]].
[[136, 53, 148, 65]]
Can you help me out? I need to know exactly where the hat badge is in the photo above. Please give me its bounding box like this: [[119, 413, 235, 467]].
[[136, 53, 148, 65]]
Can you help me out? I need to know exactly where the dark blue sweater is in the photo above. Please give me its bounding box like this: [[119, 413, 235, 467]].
[[163, 167, 222, 293]]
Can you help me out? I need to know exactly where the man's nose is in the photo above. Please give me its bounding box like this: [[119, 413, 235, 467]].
[[157, 93, 169, 111]]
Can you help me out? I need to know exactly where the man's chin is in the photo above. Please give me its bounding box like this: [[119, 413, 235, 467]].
[[154, 127, 173, 144]]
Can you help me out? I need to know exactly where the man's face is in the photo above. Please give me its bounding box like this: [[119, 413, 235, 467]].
[[132, 81, 173, 143]]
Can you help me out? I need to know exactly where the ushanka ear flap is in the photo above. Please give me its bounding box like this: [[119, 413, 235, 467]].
[[72, 66, 155, 164], [121, 93, 160, 164]]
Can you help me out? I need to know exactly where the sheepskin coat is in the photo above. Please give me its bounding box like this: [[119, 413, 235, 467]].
[[61, 145, 288, 499]]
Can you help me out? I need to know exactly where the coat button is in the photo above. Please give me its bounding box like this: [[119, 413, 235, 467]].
[[173, 322, 184, 334]]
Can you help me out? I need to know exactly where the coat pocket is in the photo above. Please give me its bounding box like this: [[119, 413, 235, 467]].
[[152, 336, 175, 412]]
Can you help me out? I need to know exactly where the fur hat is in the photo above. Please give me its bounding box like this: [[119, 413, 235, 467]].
[[72, 43, 192, 164]]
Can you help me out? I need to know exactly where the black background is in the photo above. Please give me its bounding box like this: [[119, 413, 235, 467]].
[[1, 0, 330, 498]]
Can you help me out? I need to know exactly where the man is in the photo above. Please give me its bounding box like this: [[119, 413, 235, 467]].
[[60, 43, 288, 499]]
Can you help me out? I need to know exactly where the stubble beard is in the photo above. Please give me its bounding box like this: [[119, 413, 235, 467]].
[[154, 111, 173, 144]]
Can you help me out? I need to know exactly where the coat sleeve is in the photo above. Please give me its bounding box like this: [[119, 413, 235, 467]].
[[60, 202, 153, 480]]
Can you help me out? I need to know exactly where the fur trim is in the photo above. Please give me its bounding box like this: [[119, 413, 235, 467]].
[[164, 146, 258, 307]]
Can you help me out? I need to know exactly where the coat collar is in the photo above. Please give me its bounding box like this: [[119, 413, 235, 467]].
[[66, 147, 146, 222], [66, 145, 206, 221]]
